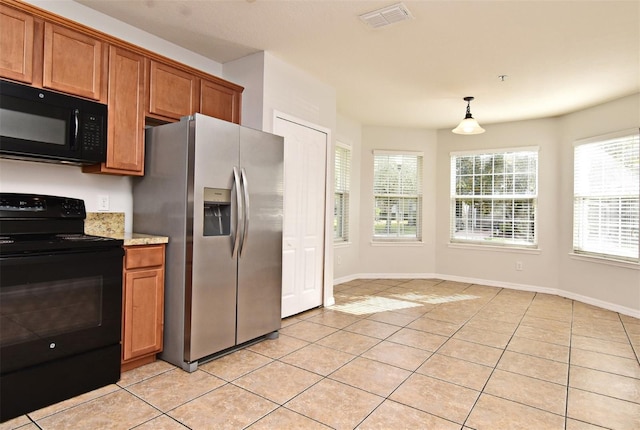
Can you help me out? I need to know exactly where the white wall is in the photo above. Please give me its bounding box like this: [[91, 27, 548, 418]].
[[356, 126, 438, 276], [334, 114, 362, 280], [262, 52, 336, 134], [223, 52, 265, 130], [0, 158, 131, 215]]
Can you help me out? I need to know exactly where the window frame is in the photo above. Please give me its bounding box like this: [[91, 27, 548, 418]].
[[372, 150, 423, 242], [334, 141, 351, 244], [572, 129, 640, 263], [449, 146, 539, 248]]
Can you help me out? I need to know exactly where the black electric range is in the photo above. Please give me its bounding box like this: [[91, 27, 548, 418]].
[[0, 193, 123, 255], [0, 193, 124, 422]]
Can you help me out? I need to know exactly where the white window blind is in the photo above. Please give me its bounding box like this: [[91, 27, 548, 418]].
[[450, 148, 538, 247], [573, 130, 640, 261], [373, 151, 423, 241], [334, 143, 351, 242]]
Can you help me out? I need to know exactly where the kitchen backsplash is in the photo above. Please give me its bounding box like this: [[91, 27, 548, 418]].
[[85, 212, 125, 236]]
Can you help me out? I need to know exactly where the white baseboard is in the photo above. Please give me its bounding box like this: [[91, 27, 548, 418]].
[[333, 272, 640, 319]]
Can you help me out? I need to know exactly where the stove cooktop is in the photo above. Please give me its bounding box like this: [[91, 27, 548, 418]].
[[0, 233, 123, 255], [0, 193, 123, 256]]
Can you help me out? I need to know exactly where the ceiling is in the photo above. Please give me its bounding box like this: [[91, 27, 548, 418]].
[[74, 0, 639, 130]]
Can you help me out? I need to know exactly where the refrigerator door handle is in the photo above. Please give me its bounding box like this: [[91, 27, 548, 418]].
[[232, 166, 243, 258], [239, 167, 250, 257]]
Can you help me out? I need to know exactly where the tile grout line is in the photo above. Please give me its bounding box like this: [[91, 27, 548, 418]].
[[564, 297, 575, 429], [458, 286, 533, 429]]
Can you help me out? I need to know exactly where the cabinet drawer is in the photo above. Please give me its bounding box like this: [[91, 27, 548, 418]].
[[125, 245, 165, 269]]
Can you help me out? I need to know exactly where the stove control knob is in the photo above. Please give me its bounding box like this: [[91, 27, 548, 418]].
[[49, 342, 56, 349]]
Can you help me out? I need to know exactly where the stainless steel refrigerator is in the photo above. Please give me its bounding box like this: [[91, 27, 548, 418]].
[[132, 114, 283, 372]]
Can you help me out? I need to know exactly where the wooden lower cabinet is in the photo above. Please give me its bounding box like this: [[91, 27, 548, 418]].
[[121, 244, 165, 372]]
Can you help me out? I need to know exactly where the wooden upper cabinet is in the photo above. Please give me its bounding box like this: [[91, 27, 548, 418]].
[[147, 60, 198, 120], [43, 22, 106, 101], [2, 0, 243, 176], [84, 45, 145, 176], [0, 4, 34, 83], [200, 78, 241, 124]]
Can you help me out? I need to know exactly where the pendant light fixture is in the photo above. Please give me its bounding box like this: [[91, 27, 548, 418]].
[[452, 96, 485, 135]]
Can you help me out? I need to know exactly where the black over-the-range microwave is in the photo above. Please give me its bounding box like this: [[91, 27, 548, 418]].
[[0, 79, 107, 166]]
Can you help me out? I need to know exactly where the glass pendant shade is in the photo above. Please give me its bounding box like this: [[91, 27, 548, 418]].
[[452, 96, 485, 135], [452, 117, 485, 134]]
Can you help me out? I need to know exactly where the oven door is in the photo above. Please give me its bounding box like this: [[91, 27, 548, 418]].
[[0, 246, 123, 374]]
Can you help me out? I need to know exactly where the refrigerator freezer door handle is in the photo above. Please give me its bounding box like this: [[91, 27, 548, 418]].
[[239, 167, 250, 257], [232, 167, 243, 258]]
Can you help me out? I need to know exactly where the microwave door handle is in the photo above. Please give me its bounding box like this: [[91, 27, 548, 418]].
[[71, 109, 80, 149]]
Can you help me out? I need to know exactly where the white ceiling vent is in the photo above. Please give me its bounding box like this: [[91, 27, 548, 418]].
[[359, 3, 413, 28]]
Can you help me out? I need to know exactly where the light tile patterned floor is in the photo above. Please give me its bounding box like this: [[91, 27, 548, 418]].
[[2, 278, 640, 430]]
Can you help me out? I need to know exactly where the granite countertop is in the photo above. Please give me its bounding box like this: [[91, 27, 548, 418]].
[[104, 232, 169, 246], [85, 212, 168, 246]]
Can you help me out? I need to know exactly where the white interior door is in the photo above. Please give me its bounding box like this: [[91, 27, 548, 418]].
[[274, 114, 328, 318]]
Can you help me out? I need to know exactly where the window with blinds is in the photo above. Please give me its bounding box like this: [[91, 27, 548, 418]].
[[573, 130, 640, 262], [373, 151, 423, 241], [334, 143, 351, 243], [450, 148, 538, 247]]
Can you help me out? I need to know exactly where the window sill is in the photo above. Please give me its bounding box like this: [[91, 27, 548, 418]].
[[334, 241, 351, 248], [448, 242, 541, 254], [371, 240, 424, 247], [569, 253, 639, 270]]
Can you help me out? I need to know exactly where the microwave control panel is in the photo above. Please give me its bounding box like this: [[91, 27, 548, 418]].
[[80, 113, 105, 159]]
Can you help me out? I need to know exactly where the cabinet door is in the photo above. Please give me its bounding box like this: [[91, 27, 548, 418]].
[[200, 78, 241, 124], [147, 60, 197, 120], [106, 46, 145, 174], [43, 22, 104, 100], [122, 267, 164, 361], [0, 4, 34, 83]]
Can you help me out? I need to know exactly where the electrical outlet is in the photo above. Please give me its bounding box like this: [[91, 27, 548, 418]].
[[97, 194, 110, 211], [515, 261, 523, 271]]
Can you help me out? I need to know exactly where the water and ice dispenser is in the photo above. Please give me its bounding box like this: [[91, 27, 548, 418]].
[[203, 187, 231, 236]]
